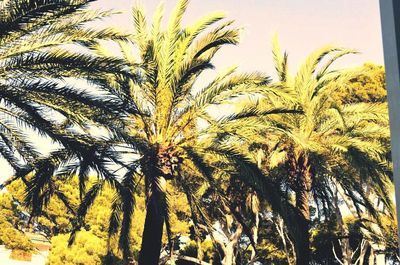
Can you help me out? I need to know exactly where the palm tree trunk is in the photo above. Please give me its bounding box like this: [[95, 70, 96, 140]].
[[293, 155, 312, 265], [138, 176, 167, 265], [295, 188, 311, 265]]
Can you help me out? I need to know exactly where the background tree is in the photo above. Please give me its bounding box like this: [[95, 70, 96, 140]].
[[331, 63, 386, 104], [0, 192, 35, 261]]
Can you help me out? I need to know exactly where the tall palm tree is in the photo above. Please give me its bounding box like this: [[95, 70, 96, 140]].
[[250, 37, 390, 264], [51, 1, 298, 264]]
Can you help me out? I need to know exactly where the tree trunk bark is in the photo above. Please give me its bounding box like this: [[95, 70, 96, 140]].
[[177, 255, 211, 265], [275, 216, 294, 265], [356, 240, 368, 265], [214, 221, 243, 265], [221, 247, 235, 265], [293, 155, 312, 265], [294, 199, 311, 265], [138, 176, 167, 265], [196, 237, 204, 263], [220, 224, 242, 265], [250, 213, 259, 260]]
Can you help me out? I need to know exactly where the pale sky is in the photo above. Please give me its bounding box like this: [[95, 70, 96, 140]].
[[89, 0, 384, 74], [0, 0, 385, 182]]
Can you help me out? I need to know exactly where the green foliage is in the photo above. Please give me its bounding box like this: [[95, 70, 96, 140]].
[[6, 176, 192, 263], [179, 239, 215, 264], [331, 63, 386, 104], [378, 214, 399, 260], [310, 219, 341, 264], [250, 215, 294, 265], [256, 239, 288, 264], [0, 226, 35, 252], [0, 192, 34, 254], [47, 231, 107, 265]]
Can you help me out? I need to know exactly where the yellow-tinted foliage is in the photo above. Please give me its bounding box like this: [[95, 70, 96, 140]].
[[46, 231, 106, 265], [331, 63, 386, 104], [0, 192, 34, 253], [5, 176, 192, 262]]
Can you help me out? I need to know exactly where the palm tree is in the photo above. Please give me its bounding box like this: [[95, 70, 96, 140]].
[[0, 0, 134, 186], [250, 36, 390, 264], [0, 0, 140, 239], [48, 1, 300, 264]]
